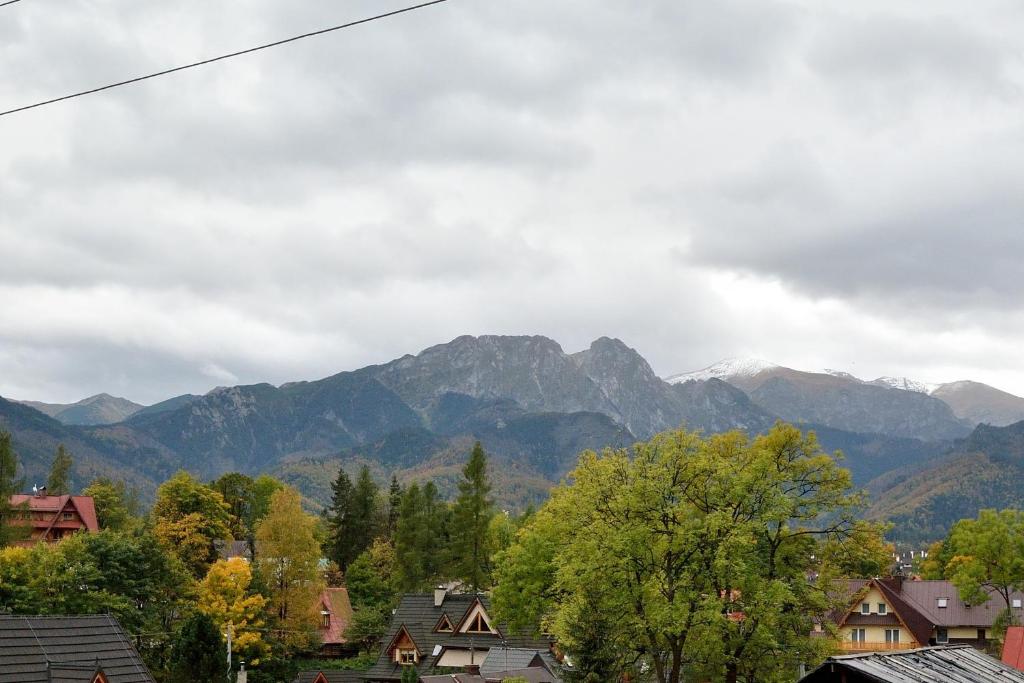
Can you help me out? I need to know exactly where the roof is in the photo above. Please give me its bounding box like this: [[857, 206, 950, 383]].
[[480, 648, 556, 676], [362, 593, 551, 681], [0, 615, 154, 683], [319, 587, 354, 645], [1003, 626, 1024, 672], [800, 645, 1024, 683], [9, 494, 99, 533], [293, 671, 366, 683], [420, 669, 560, 683]]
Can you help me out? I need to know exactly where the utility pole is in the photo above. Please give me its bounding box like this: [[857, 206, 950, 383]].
[[225, 623, 233, 682]]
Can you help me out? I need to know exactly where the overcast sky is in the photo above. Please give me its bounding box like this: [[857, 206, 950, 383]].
[[2, 0, 1024, 405]]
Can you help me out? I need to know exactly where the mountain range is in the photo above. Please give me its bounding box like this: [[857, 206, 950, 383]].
[[3, 336, 1023, 539]]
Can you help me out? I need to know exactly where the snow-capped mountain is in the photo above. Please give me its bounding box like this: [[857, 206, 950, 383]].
[[665, 357, 779, 384], [869, 376, 940, 395]]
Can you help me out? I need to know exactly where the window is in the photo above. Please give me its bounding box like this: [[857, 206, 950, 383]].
[[321, 611, 331, 629], [62, 512, 74, 520], [1014, 599, 1022, 609], [398, 649, 417, 665], [885, 629, 900, 644], [861, 603, 870, 615], [937, 598, 948, 608], [937, 628, 948, 643], [878, 603, 887, 615], [466, 613, 491, 633], [434, 614, 454, 633], [851, 628, 866, 643]]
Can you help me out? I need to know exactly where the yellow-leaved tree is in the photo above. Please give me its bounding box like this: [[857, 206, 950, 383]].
[[199, 557, 269, 665], [254, 487, 324, 653]]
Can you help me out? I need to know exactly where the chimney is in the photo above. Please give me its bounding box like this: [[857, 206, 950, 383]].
[[892, 566, 905, 593], [36, 485, 47, 498], [434, 586, 446, 607]]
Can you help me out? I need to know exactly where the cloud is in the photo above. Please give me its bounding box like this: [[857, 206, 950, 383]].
[[2, 0, 1024, 403]]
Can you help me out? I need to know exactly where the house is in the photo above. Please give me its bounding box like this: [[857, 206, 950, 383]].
[[360, 588, 552, 682], [828, 576, 1024, 652], [0, 614, 155, 683], [8, 490, 99, 545], [317, 587, 355, 657], [799, 644, 1024, 683], [293, 673, 365, 683]]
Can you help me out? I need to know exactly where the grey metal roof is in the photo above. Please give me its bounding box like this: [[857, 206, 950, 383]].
[[480, 647, 547, 675], [0, 615, 155, 683], [801, 645, 1024, 683], [420, 668, 559, 683]]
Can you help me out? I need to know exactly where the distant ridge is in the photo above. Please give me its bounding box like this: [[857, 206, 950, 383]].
[[19, 393, 144, 426]]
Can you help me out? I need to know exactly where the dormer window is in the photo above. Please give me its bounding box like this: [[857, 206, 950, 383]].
[[398, 649, 417, 665], [466, 613, 492, 633], [937, 598, 948, 608], [434, 613, 454, 633], [457, 599, 497, 635], [861, 603, 870, 615]]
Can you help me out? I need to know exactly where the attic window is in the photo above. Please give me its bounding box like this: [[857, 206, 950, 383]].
[[398, 649, 417, 665], [861, 603, 870, 615], [321, 611, 331, 629], [465, 613, 493, 634], [435, 614, 454, 633], [878, 603, 887, 615], [937, 598, 948, 608]]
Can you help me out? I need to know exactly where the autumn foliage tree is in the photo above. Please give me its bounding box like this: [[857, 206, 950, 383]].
[[152, 471, 233, 578], [199, 557, 269, 665], [494, 424, 863, 683]]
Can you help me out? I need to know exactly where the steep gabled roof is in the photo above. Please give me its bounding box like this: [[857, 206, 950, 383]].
[[0, 615, 154, 683], [319, 587, 354, 645]]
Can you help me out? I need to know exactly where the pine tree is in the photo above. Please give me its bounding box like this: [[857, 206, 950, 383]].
[[394, 483, 427, 590], [0, 430, 28, 548], [387, 475, 403, 538], [326, 467, 355, 570], [350, 466, 380, 558], [167, 612, 228, 683], [450, 442, 494, 591], [46, 444, 73, 495]]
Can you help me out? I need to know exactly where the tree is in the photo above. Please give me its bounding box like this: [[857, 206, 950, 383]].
[[400, 665, 419, 683], [152, 471, 233, 578], [387, 475, 403, 537], [325, 467, 355, 570], [168, 612, 228, 683], [945, 509, 1024, 619], [493, 424, 861, 683], [0, 430, 28, 548], [346, 539, 399, 652], [350, 466, 380, 559], [82, 477, 140, 531], [817, 521, 893, 578], [450, 442, 494, 591], [394, 483, 428, 591], [46, 444, 73, 495], [254, 487, 323, 652], [210, 472, 256, 540], [199, 557, 269, 666]]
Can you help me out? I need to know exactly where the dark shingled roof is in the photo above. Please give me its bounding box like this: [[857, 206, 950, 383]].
[[479, 648, 559, 677], [800, 645, 1024, 683], [0, 615, 154, 683], [362, 593, 551, 682], [420, 668, 560, 683], [293, 671, 366, 683]]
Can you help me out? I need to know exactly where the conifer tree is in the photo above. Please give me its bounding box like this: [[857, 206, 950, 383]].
[[350, 466, 379, 557], [46, 444, 73, 495], [450, 442, 494, 591], [387, 475, 403, 537], [0, 431, 28, 548], [326, 467, 355, 570], [394, 483, 426, 590]]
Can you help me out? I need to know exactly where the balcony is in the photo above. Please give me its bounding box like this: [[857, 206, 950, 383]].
[[838, 641, 919, 652]]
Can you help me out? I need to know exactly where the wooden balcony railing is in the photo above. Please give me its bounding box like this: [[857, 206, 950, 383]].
[[838, 641, 919, 652]]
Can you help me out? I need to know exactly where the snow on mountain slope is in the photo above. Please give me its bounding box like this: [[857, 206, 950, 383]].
[[871, 376, 940, 394], [665, 358, 778, 384]]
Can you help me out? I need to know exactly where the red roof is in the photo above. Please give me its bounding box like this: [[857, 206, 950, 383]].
[[318, 587, 353, 645], [1004, 626, 1024, 671], [8, 494, 100, 533]]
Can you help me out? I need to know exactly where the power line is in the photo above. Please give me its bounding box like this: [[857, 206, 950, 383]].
[[0, 0, 451, 118], [0, 0, 25, 7]]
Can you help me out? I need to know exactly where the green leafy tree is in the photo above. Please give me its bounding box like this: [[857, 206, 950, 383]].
[[494, 424, 861, 683], [82, 477, 140, 531], [254, 487, 324, 653], [46, 444, 73, 495], [168, 612, 228, 683], [346, 539, 399, 652], [945, 509, 1024, 619], [0, 430, 29, 547], [210, 472, 256, 540], [152, 470, 233, 578], [400, 665, 419, 683], [449, 442, 494, 591]]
